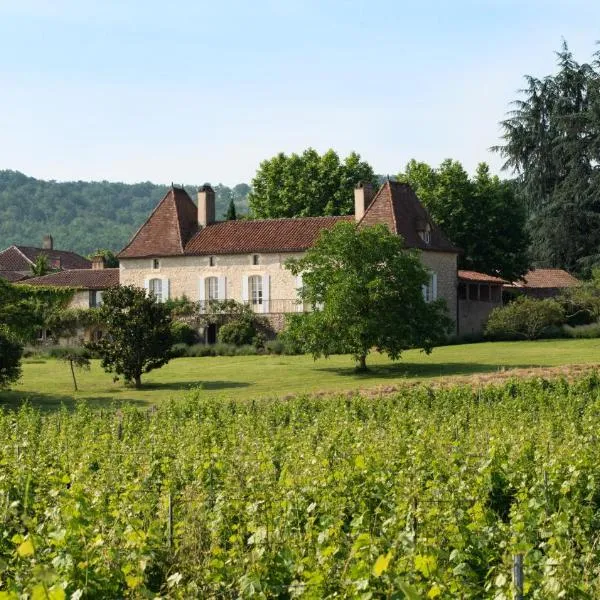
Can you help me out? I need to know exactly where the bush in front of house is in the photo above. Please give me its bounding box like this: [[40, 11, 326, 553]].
[[485, 296, 565, 340], [170, 321, 199, 346], [218, 318, 257, 346]]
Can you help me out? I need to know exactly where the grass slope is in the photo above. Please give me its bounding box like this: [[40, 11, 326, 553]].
[[1, 338, 600, 410]]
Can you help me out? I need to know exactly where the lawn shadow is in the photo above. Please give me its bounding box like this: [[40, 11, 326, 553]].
[[315, 361, 542, 380], [139, 380, 250, 392], [0, 390, 149, 412]]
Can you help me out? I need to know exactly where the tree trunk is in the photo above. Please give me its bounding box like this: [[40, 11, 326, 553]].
[[356, 354, 368, 372], [69, 360, 78, 391], [134, 374, 142, 389]]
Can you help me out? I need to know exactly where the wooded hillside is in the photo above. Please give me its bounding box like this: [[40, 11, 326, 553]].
[[0, 170, 249, 255]]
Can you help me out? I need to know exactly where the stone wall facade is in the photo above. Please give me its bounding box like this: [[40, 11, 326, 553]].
[[420, 251, 458, 331], [119, 252, 305, 309], [120, 249, 458, 332]]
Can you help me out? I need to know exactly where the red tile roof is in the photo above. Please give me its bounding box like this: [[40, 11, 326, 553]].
[[185, 215, 353, 255], [0, 270, 28, 282], [0, 245, 90, 271], [20, 268, 119, 290], [118, 187, 198, 258], [118, 181, 458, 258], [512, 268, 580, 289], [358, 181, 460, 253], [458, 270, 507, 284]]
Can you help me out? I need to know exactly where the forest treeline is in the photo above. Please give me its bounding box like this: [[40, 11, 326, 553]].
[[0, 170, 250, 255]]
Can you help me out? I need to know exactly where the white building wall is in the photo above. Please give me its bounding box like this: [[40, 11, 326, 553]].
[[119, 253, 305, 306]]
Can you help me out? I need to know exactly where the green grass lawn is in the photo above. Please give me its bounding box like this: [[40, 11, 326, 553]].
[[2, 338, 600, 410]]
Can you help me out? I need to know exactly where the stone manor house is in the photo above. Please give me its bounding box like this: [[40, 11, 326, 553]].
[[116, 180, 502, 337]]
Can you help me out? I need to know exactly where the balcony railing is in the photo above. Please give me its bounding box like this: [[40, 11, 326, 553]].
[[197, 299, 310, 314]]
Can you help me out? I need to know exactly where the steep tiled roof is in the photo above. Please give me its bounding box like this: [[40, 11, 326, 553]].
[[20, 268, 119, 290], [512, 269, 580, 289], [358, 181, 460, 253], [0, 270, 29, 282], [0, 245, 90, 271], [458, 270, 507, 284], [118, 187, 198, 258], [185, 216, 353, 255]]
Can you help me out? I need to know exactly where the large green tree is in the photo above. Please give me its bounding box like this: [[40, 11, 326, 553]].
[[494, 42, 600, 274], [284, 222, 453, 371], [88, 285, 173, 388], [398, 159, 529, 281], [248, 148, 378, 218]]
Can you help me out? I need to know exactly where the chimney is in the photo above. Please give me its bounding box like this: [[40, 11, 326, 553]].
[[354, 182, 375, 222], [42, 235, 53, 250], [91, 254, 105, 270], [197, 184, 215, 228]]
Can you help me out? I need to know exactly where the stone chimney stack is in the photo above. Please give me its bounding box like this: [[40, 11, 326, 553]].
[[42, 235, 53, 250], [91, 254, 105, 270], [354, 182, 375, 222], [197, 184, 215, 228]]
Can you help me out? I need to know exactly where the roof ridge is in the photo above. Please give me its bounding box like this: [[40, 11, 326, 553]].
[[10, 245, 35, 266], [118, 188, 178, 256]]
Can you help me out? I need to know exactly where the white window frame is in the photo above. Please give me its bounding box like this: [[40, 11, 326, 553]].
[[205, 276, 219, 301], [422, 272, 438, 303], [149, 278, 163, 302], [249, 275, 262, 306]]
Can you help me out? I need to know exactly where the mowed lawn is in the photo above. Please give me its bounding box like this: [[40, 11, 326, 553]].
[[2, 338, 600, 410]]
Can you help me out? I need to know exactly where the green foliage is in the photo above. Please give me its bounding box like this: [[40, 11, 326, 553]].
[[0, 170, 250, 254], [285, 222, 453, 369], [30, 254, 52, 276], [217, 318, 257, 346], [224, 194, 237, 220], [494, 42, 600, 274], [560, 269, 600, 325], [87, 285, 173, 388], [485, 296, 565, 340], [3, 376, 600, 596], [170, 320, 199, 346], [0, 329, 22, 388], [248, 148, 377, 218], [398, 159, 529, 280], [87, 249, 119, 267]]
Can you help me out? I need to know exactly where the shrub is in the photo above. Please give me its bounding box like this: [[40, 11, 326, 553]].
[[563, 322, 600, 339], [170, 321, 198, 345], [0, 330, 22, 389], [485, 296, 565, 340], [218, 318, 256, 346]]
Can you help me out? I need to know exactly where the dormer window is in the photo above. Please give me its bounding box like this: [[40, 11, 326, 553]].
[[152, 258, 160, 270], [419, 230, 431, 244], [416, 220, 431, 245]]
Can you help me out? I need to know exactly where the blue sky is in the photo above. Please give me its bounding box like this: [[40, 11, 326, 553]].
[[1, 0, 599, 185]]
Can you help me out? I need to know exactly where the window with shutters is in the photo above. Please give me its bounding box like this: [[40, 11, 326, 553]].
[[205, 276, 219, 301], [422, 273, 437, 303], [149, 278, 163, 302], [249, 275, 262, 306]]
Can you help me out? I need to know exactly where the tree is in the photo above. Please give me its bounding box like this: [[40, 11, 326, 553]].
[[30, 254, 51, 276], [88, 249, 119, 268], [0, 329, 22, 389], [60, 349, 91, 391], [494, 42, 600, 274], [248, 148, 378, 218], [284, 222, 453, 371], [398, 159, 529, 281], [225, 194, 237, 220], [87, 285, 173, 388]]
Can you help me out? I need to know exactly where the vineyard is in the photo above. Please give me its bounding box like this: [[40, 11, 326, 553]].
[[2, 376, 600, 598]]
